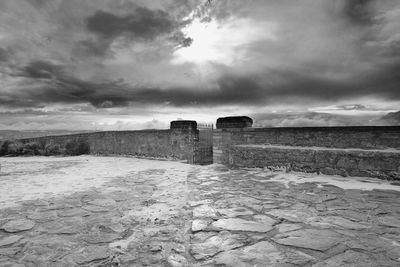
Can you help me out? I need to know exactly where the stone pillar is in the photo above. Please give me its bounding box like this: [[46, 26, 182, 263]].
[[214, 116, 253, 164], [170, 120, 199, 164]]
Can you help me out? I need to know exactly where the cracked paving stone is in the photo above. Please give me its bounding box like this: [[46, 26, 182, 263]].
[[190, 231, 248, 260], [213, 241, 284, 266], [167, 254, 188, 267], [285, 250, 316, 265], [275, 223, 302, 233], [27, 211, 58, 222], [87, 198, 117, 207], [253, 214, 276, 224], [71, 245, 110, 264], [192, 205, 218, 219], [211, 218, 275, 233], [0, 261, 25, 267], [345, 235, 397, 253], [21, 199, 49, 207], [273, 229, 343, 251], [378, 215, 400, 228], [265, 204, 316, 223], [262, 204, 279, 210], [40, 220, 83, 234], [82, 233, 121, 244], [306, 216, 371, 230], [0, 247, 22, 256], [326, 209, 366, 222], [82, 205, 110, 212], [387, 247, 400, 262], [145, 242, 163, 252], [189, 199, 213, 207], [191, 219, 211, 232], [1, 219, 35, 233], [312, 250, 375, 267], [42, 203, 75, 210], [319, 194, 337, 202], [0, 235, 23, 247], [57, 208, 90, 217], [172, 243, 186, 254], [217, 207, 254, 217]]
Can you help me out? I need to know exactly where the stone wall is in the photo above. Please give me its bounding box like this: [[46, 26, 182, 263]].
[[214, 126, 400, 165], [19, 127, 198, 163], [228, 145, 400, 180]]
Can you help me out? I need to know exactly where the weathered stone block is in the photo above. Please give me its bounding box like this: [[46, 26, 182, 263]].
[[228, 144, 400, 180], [170, 120, 197, 130], [216, 116, 253, 129]]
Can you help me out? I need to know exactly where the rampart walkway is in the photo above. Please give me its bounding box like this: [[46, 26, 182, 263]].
[[0, 156, 399, 266]]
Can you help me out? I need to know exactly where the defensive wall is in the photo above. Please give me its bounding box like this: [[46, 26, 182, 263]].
[[213, 118, 400, 180], [213, 126, 400, 163], [17, 121, 199, 164], [6, 116, 400, 179]]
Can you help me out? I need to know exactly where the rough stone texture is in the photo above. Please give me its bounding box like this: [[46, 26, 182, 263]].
[[273, 229, 343, 251], [191, 232, 247, 260], [228, 144, 400, 179], [216, 116, 253, 129], [191, 219, 211, 232], [167, 254, 188, 267], [307, 216, 371, 230], [213, 126, 400, 165], [211, 218, 275, 232], [312, 250, 375, 267], [214, 241, 282, 266], [188, 163, 400, 267], [1, 157, 400, 266], [0, 235, 23, 247], [1, 219, 35, 232], [192, 205, 218, 219], [378, 215, 400, 227], [170, 120, 197, 130], [275, 223, 302, 233], [19, 127, 198, 163], [71, 246, 110, 264]]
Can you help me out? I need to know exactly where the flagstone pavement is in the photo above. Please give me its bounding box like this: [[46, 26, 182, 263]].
[[0, 156, 399, 266]]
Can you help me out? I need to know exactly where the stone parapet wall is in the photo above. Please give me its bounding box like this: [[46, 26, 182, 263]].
[[214, 126, 400, 165], [234, 126, 400, 149], [19, 128, 197, 163], [228, 145, 400, 180]]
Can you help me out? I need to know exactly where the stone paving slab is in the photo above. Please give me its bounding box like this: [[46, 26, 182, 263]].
[[0, 156, 400, 266], [187, 164, 400, 267]]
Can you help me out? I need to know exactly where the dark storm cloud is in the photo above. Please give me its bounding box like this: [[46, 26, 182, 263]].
[[0, 48, 9, 62], [76, 39, 111, 57], [342, 0, 375, 25], [79, 6, 191, 57], [2, 0, 400, 131], [262, 64, 400, 101], [25, 0, 49, 8], [251, 111, 389, 127], [10, 61, 128, 108], [22, 61, 64, 79], [85, 9, 176, 40], [5, 58, 400, 110]]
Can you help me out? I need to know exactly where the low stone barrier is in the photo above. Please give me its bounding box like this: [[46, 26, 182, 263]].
[[228, 145, 400, 180], [213, 126, 400, 165], [14, 121, 199, 163]]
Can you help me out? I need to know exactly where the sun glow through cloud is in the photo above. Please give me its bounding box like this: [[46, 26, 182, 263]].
[[172, 17, 277, 65]]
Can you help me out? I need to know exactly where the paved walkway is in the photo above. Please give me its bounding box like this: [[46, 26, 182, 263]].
[[0, 156, 399, 266]]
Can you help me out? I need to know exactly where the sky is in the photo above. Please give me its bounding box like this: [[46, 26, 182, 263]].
[[0, 0, 400, 130]]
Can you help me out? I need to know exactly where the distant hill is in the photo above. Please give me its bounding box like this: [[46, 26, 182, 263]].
[[0, 130, 93, 141]]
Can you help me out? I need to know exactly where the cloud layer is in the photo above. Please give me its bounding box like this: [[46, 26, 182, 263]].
[[0, 0, 399, 129]]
